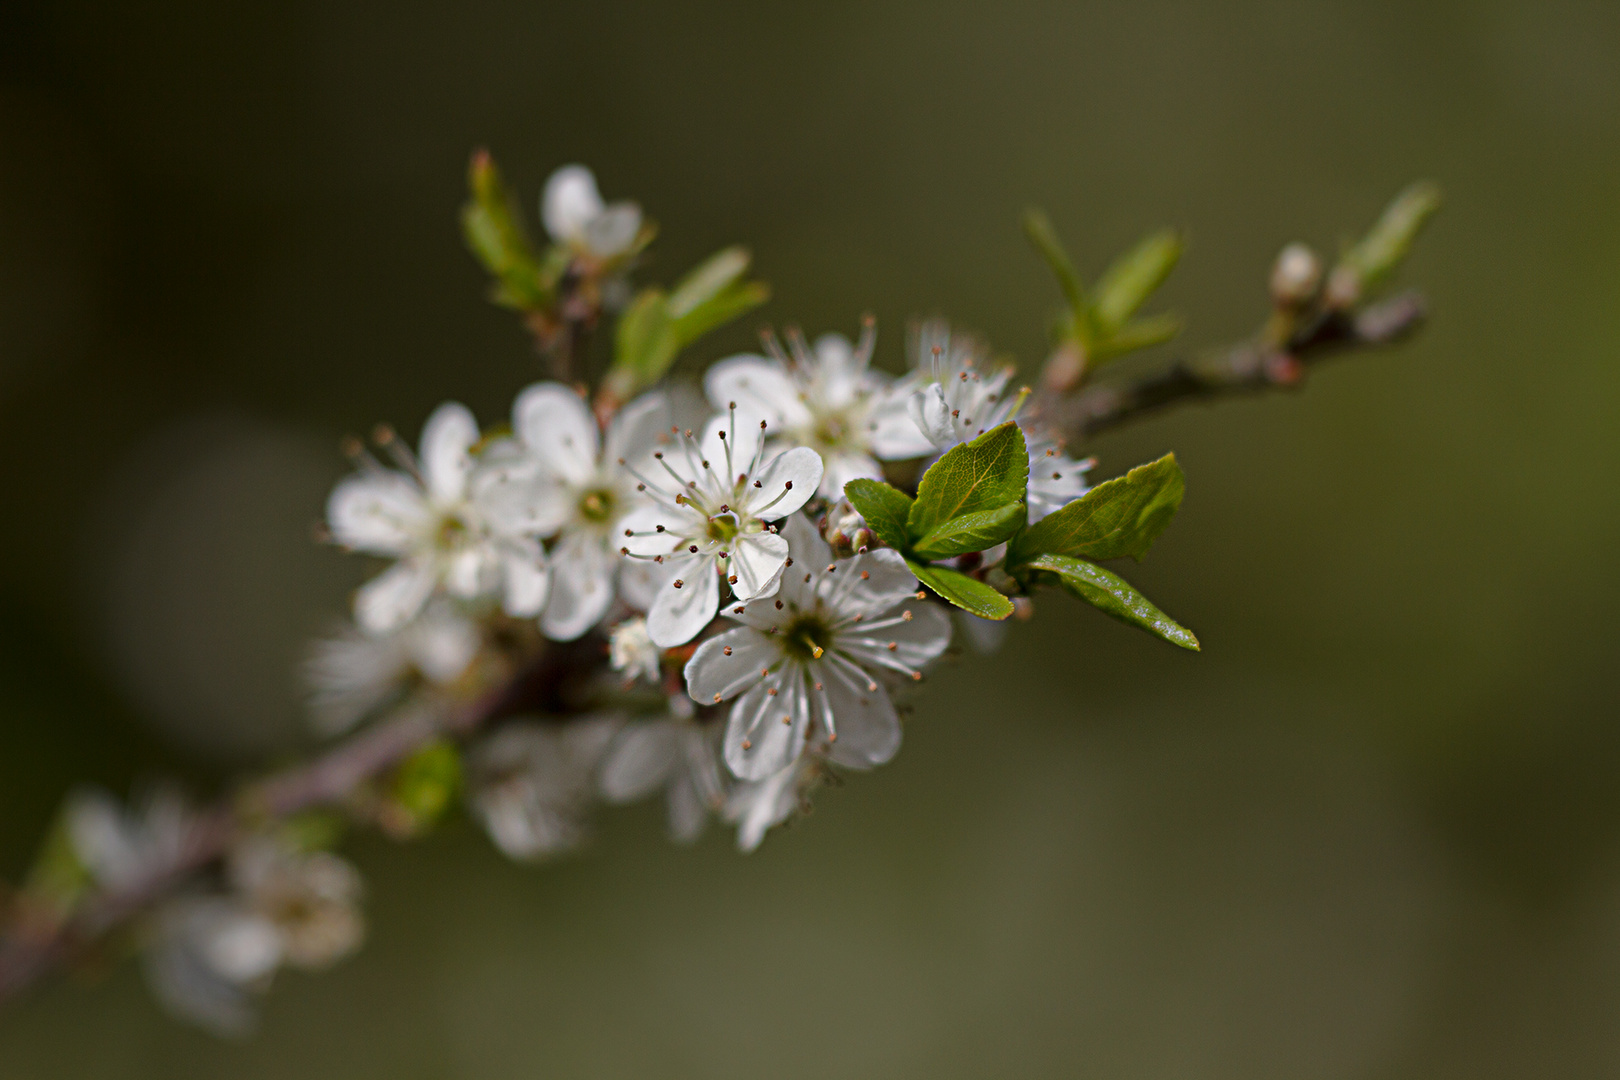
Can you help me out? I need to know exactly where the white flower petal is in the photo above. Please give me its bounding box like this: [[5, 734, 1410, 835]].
[[839, 601, 952, 672], [704, 356, 813, 430], [865, 390, 936, 459], [474, 471, 572, 537], [666, 773, 709, 844], [906, 383, 956, 449], [617, 557, 660, 612], [604, 390, 671, 465], [599, 720, 679, 802], [583, 202, 642, 257], [405, 610, 480, 683], [354, 561, 436, 633], [646, 556, 719, 647], [747, 446, 822, 520], [420, 402, 480, 504], [727, 531, 789, 602], [500, 543, 550, 617], [819, 451, 883, 500], [512, 382, 600, 487], [618, 504, 691, 557], [326, 473, 427, 554], [823, 548, 916, 616], [445, 547, 495, 598], [684, 625, 775, 704], [541, 164, 604, 243], [817, 665, 901, 770], [724, 759, 802, 852], [723, 669, 810, 781], [540, 530, 614, 640]]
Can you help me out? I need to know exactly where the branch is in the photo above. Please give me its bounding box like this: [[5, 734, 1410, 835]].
[[1043, 290, 1426, 441], [0, 636, 601, 1007]]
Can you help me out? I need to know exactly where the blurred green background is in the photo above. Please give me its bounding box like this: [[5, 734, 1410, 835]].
[[2, 0, 1619, 1075]]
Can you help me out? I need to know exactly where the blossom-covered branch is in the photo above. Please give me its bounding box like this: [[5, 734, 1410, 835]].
[[0, 159, 1438, 1032]]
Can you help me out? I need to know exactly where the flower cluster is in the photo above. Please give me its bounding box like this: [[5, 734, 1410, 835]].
[[10, 158, 1441, 1039]]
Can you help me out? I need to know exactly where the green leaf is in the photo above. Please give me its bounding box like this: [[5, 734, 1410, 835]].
[[667, 246, 751, 318], [844, 478, 914, 551], [1089, 311, 1183, 362], [1009, 452, 1184, 567], [603, 288, 679, 401], [907, 422, 1029, 543], [1340, 181, 1442, 292], [1022, 208, 1087, 315], [1027, 553, 1198, 650], [671, 279, 770, 346], [911, 501, 1026, 560], [460, 150, 549, 310], [1092, 228, 1183, 335], [389, 739, 463, 829], [909, 560, 1015, 620]]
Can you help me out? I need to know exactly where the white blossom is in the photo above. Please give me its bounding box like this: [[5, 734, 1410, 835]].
[[302, 603, 479, 736], [598, 702, 724, 843], [618, 409, 823, 648], [326, 403, 549, 634], [683, 514, 952, 781], [66, 786, 193, 892], [144, 895, 282, 1036], [704, 323, 933, 498], [541, 164, 643, 260], [902, 319, 1026, 451], [1022, 425, 1094, 523], [479, 384, 671, 640], [227, 837, 365, 972], [465, 716, 621, 861], [608, 617, 662, 685], [722, 755, 818, 853]]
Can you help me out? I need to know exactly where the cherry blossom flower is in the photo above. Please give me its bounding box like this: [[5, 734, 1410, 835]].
[[541, 164, 642, 260], [1022, 425, 1094, 523], [617, 409, 823, 648], [704, 322, 933, 497], [683, 514, 952, 781], [326, 403, 549, 634], [608, 617, 662, 685], [464, 716, 622, 861], [902, 319, 1027, 451], [479, 384, 670, 640]]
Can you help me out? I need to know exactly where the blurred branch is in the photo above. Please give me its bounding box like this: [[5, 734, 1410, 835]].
[[0, 638, 599, 1008], [1037, 290, 1427, 441]]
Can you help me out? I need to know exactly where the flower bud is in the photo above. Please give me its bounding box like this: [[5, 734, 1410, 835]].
[[1323, 264, 1363, 311], [1269, 243, 1322, 308]]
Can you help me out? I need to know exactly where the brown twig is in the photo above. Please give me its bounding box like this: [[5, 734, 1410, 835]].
[[1039, 290, 1426, 442]]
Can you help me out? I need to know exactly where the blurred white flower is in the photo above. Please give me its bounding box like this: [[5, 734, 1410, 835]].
[[1022, 425, 1093, 523], [704, 323, 932, 498], [302, 602, 479, 736], [608, 617, 662, 685], [723, 755, 818, 853], [66, 785, 193, 892], [902, 319, 1025, 451], [618, 409, 822, 648], [479, 384, 669, 640], [684, 514, 951, 781], [541, 164, 643, 260], [326, 402, 549, 633], [598, 707, 724, 843], [144, 895, 282, 1037], [227, 837, 365, 971], [465, 716, 622, 861]]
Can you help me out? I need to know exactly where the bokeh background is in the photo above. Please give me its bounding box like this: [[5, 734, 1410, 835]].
[[2, 0, 1618, 1075]]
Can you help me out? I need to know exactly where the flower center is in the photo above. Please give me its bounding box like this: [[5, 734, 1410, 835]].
[[707, 513, 741, 544], [781, 613, 835, 663], [578, 488, 615, 523], [434, 513, 471, 551]]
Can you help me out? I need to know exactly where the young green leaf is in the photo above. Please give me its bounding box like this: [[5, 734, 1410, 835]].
[[1027, 553, 1198, 650], [460, 150, 548, 310], [670, 278, 770, 346], [1089, 311, 1183, 362], [843, 478, 914, 551], [601, 288, 679, 403], [910, 501, 1026, 561], [907, 422, 1029, 543], [1009, 452, 1184, 567], [667, 246, 751, 318], [1092, 228, 1183, 336], [1022, 207, 1087, 316], [908, 560, 1015, 620], [1339, 181, 1441, 292]]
